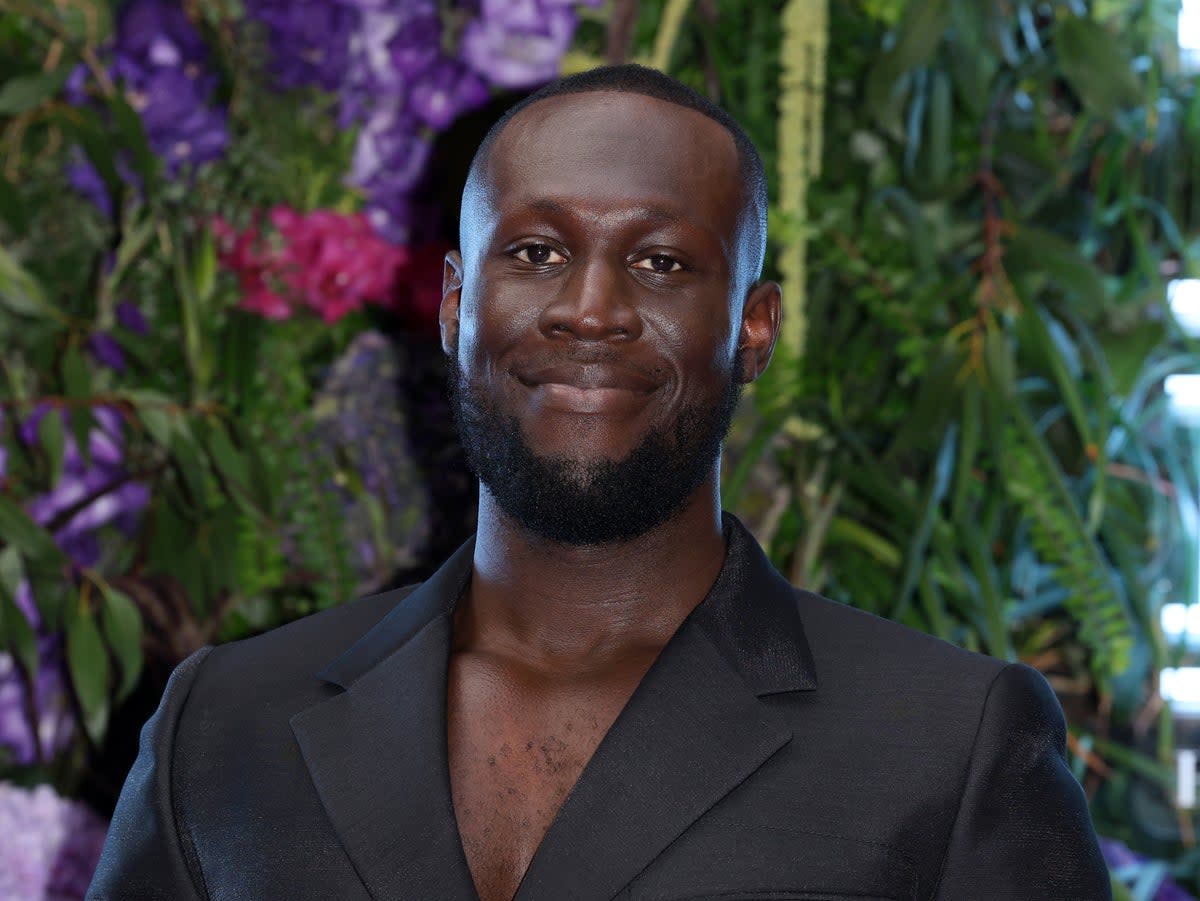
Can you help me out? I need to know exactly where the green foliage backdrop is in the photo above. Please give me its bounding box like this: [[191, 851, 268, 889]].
[[2, 0, 1200, 894]]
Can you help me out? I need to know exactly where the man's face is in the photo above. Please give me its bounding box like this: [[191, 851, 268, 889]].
[[442, 91, 775, 544]]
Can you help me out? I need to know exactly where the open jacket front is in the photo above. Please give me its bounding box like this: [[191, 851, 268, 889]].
[[88, 514, 1110, 901]]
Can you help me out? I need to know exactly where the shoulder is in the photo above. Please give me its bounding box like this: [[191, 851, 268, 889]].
[[795, 587, 1004, 682], [790, 588, 1031, 731], [180, 583, 420, 719]]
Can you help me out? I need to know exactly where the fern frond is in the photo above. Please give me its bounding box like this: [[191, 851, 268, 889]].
[[1004, 423, 1133, 684]]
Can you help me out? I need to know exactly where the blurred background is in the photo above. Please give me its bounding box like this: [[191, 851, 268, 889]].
[[0, 0, 1199, 897]]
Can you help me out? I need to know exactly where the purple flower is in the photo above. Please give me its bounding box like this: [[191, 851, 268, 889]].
[[87, 333, 126, 372], [0, 580, 75, 766], [308, 330, 431, 592], [243, 0, 357, 92], [1100, 838, 1195, 900], [112, 0, 208, 70], [65, 0, 227, 209], [388, 6, 441, 80], [338, 4, 415, 125], [21, 406, 149, 569], [350, 109, 433, 242], [65, 151, 135, 220], [0, 782, 108, 900], [0, 634, 74, 766], [1, 406, 148, 765], [130, 67, 228, 174], [461, 0, 579, 89], [408, 58, 489, 131], [115, 301, 149, 335]]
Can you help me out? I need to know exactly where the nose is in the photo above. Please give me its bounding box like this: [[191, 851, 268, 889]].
[[537, 257, 642, 342]]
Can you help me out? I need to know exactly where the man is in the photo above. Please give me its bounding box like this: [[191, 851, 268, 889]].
[[89, 65, 1110, 900]]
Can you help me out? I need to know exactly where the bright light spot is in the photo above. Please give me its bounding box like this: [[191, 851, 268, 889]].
[[1183, 0, 1200, 50], [1171, 280, 1200, 337], [1161, 667, 1200, 715], [1183, 0, 1200, 70], [1162, 602, 1200, 644], [1165, 374, 1200, 427]]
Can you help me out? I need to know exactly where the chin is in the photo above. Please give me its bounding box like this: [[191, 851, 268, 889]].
[[519, 419, 658, 466]]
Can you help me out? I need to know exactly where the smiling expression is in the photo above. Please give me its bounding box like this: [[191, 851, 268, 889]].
[[442, 89, 778, 474]]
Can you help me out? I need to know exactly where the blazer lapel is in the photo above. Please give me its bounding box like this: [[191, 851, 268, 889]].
[[289, 513, 817, 901], [513, 514, 818, 901], [290, 537, 479, 901]]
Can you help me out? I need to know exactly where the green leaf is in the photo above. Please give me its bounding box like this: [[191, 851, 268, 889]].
[[192, 228, 216, 304], [0, 243, 53, 317], [1007, 225, 1107, 311], [892, 424, 957, 619], [169, 424, 210, 511], [1055, 16, 1142, 117], [921, 68, 953, 191], [99, 584, 143, 702], [950, 379, 981, 524], [983, 327, 1015, 398], [122, 389, 173, 447], [946, 2, 997, 117], [218, 312, 264, 401], [60, 345, 93, 464], [1016, 308, 1094, 454], [0, 176, 28, 234], [0, 495, 66, 564], [0, 548, 37, 680], [888, 0, 952, 72], [66, 598, 111, 743], [37, 409, 66, 486], [108, 93, 160, 194], [865, 0, 952, 120], [0, 68, 72, 115], [203, 418, 249, 490], [827, 516, 902, 568]]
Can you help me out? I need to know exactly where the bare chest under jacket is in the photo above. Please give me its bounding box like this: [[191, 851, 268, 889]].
[[445, 650, 653, 901]]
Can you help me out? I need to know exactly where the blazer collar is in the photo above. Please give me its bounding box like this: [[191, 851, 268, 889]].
[[316, 510, 818, 697], [292, 511, 818, 901]]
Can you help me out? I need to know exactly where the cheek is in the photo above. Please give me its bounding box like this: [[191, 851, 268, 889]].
[[651, 308, 736, 389], [458, 277, 539, 386]]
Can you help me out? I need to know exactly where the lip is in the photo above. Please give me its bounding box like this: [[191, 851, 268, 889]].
[[512, 361, 664, 415], [515, 362, 662, 393]]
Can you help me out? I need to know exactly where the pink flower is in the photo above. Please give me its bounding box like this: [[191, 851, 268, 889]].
[[214, 207, 412, 324], [394, 241, 449, 332]]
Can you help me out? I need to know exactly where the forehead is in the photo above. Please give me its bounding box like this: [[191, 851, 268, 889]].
[[482, 91, 744, 239]]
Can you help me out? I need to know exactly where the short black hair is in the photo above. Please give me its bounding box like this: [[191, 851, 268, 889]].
[[465, 64, 769, 281]]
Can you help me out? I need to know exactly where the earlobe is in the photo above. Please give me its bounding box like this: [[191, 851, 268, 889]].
[[440, 251, 465, 356]]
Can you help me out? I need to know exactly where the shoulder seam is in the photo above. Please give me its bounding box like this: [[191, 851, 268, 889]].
[[927, 660, 1012, 899], [169, 646, 216, 901]]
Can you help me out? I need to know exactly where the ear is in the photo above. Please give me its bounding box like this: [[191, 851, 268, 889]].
[[737, 280, 782, 383], [440, 250, 464, 356]]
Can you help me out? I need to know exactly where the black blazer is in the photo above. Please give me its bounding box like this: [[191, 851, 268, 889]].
[[88, 513, 1110, 900]]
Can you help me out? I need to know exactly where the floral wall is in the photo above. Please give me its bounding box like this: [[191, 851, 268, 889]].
[[1, 1, 1198, 898]]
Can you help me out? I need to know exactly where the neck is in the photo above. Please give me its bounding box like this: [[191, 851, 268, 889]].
[[455, 473, 726, 666]]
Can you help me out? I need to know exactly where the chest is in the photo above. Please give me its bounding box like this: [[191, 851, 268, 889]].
[[445, 653, 646, 901]]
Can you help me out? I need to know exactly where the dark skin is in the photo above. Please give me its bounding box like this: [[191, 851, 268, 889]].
[[439, 91, 782, 901]]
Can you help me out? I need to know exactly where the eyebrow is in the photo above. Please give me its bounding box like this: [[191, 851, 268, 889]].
[[498, 196, 729, 257]]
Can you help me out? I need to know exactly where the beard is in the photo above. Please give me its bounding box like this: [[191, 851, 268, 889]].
[[447, 354, 742, 546]]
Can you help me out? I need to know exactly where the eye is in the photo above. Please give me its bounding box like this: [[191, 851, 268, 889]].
[[513, 243, 566, 265], [631, 254, 683, 273]]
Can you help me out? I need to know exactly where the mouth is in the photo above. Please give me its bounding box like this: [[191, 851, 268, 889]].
[[516, 362, 662, 393], [512, 361, 664, 414]]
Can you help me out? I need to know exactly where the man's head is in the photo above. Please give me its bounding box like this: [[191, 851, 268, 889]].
[[440, 64, 781, 545]]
